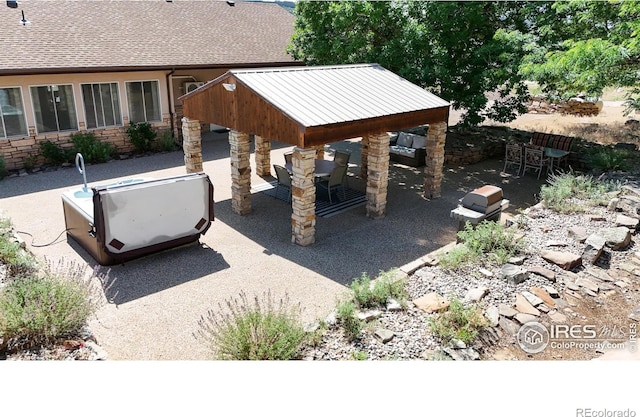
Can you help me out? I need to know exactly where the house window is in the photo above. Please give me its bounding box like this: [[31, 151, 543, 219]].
[[30, 84, 78, 133], [81, 82, 122, 129], [126, 81, 161, 123], [0, 87, 28, 138]]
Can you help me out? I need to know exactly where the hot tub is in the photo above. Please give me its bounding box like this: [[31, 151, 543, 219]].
[[61, 172, 214, 265]]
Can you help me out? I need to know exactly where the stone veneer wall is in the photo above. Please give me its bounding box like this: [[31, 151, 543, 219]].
[[290, 147, 317, 246], [229, 130, 252, 215], [1, 115, 172, 171], [424, 122, 447, 199], [182, 117, 203, 173]]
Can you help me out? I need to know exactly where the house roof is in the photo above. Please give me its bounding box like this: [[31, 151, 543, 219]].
[[0, 0, 297, 75], [180, 63, 450, 147]]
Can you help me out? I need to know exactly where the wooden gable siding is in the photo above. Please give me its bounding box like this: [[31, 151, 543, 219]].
[[303, 107, 450, 147], [182, 75, 238, 128], [181, 75, 303, 146]]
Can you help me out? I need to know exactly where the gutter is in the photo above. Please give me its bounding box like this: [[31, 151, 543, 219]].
[[0, 61, 305, 76], [166, 68, 176, 137]]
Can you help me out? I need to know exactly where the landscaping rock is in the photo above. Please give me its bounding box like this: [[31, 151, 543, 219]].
[[507, 256, 526, 265], [521, 290, 544, 306], [478, 268, 494, 277], [413, 293, 450, 313], [498, 317, 521, 335], [464, 287, 490, 303], [358, 310, 382, 322], [540, 249, 582, 270], [443, 346, 480, 361], [619, 263, 640, 276], [548, 311, 567, 323], [568, 226, 588, 243], [583, 233, 606, 264], [374, 328, 395, 343], [629, 306, 640, 322], [597, 227, 632, 250], [498, 304, 518, 318], [501, 263, 529, 284], [616, 214, 639, 231], [514, 293, 541, 316], [529, 287, 556, 308], [575, 277, 600, 293], [514, 313, 538, 324], [528, 265, 556, 282], [484, 305, 500, 326], [546, 240, 567, 247], [386, 298, 403, 312], [543, 285, 560, 298]]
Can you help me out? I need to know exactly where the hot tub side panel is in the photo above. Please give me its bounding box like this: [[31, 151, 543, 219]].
[[91, 173, 214, 265], [62, 198, 114, 266]]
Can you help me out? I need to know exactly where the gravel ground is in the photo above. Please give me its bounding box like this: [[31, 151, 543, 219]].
[[300, 173, 640, 361]]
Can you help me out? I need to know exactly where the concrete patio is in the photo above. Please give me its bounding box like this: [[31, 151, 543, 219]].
[[0, 131, 547, 359]]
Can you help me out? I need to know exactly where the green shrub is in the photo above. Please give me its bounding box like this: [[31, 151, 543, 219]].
[[22, 154, 38, 171], [335, 299, 362, 341], [194, 290, 306, 360], [351, 350, 368, 360], [155, 130, 177, 152], [429, 298, 488, 346], [0, 218, 37, 278], [126, 122, 157, 153], [540, 172, 620, 213], [583, 147, 633, 173], [439, 221, 523, 269], [0, 262, 100, 346], [350, 269, 406, 309], [0, 156, 6, 180], [39, 140, 74, 165], [70, 132, 114, 164]]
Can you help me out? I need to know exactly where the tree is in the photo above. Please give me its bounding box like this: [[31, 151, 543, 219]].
[[520, 0, 640, 114], [288, 1, 532, 126]]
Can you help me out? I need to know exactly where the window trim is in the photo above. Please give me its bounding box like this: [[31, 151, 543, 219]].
[[125, 79, 163, 124], [0, 85, 28, 139], [29, 83, 79, 135], [80, 81, 123, 130]]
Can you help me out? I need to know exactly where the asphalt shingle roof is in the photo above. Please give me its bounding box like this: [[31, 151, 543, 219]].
[[0, 0, 297, 74]]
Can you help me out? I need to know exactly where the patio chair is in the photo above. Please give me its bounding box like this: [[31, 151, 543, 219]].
[[273, 164, 292, 203], [522, 145, 550, 180], [332, 150, 351, 187], [502, 142, 523, 175], [284, 152, 293, 164], [317, 165, 347, 204]]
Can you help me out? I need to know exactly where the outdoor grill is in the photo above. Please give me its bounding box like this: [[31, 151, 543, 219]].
[[450, 185, 509, 230]]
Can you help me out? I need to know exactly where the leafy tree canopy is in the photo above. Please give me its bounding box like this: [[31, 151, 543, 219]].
[[520, 0, 640, 114], [288, 0, 532, 126]]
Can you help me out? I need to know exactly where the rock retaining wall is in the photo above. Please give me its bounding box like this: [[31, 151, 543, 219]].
[[527, 96, 603, 117]]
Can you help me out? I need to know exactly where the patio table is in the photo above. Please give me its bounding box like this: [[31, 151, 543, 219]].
[[284, 159, 338, 179], [545, 147, 570, 173]]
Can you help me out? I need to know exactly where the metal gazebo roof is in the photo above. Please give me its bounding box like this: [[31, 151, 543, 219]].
[[179, 63, 450, 147]]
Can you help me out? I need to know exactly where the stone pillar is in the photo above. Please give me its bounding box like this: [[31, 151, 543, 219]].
[[360, 135, 369, 180], [291, 147, 316, 246], [424, 122, 447, 199], [254, 135, 271, 177], [229, 130, 252, 215], [312, 144, 325, 160], [181, 117, 202, 173], [365, 132, 391, 219]]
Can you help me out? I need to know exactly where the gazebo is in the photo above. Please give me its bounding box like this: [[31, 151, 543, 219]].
[[178, 63, 450, 246]]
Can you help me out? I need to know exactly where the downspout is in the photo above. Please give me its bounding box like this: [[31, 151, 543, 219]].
[[166, 68, 176, 137]]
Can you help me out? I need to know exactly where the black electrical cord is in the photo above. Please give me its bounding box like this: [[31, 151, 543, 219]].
[[15, 229, 70, 247]]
